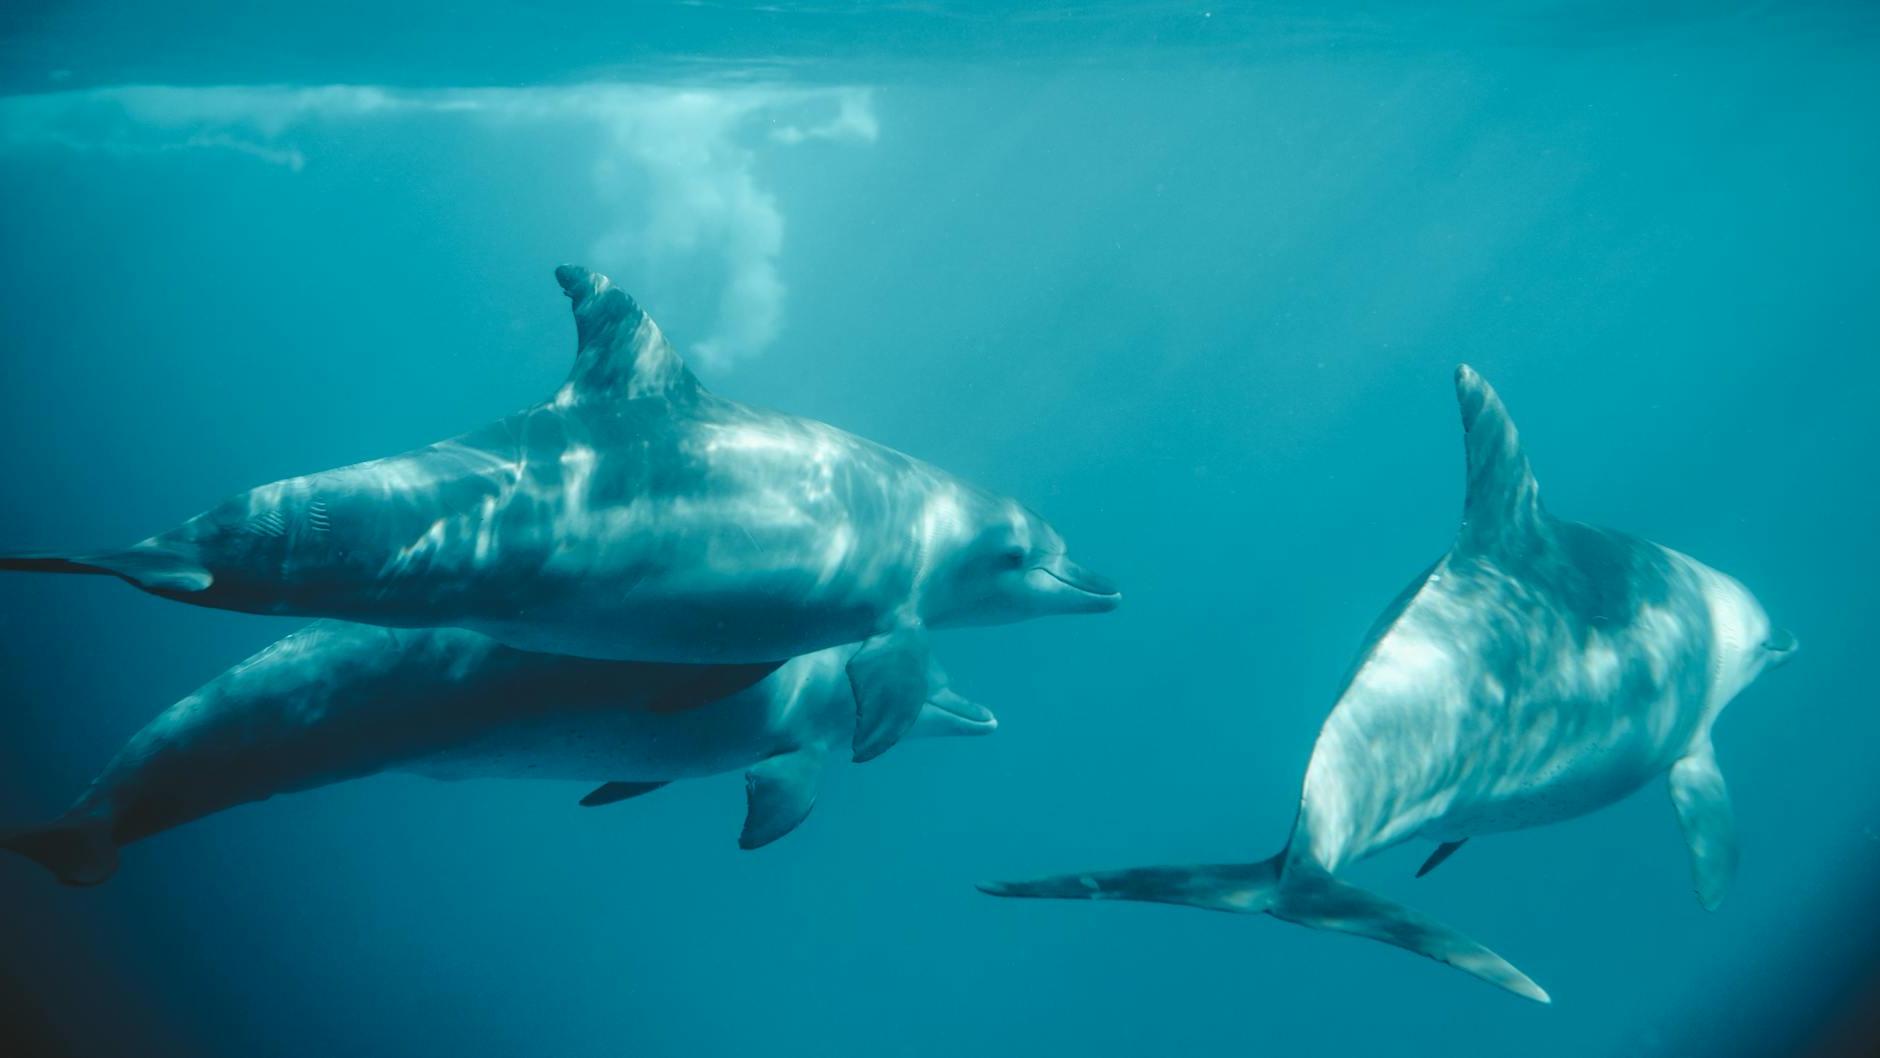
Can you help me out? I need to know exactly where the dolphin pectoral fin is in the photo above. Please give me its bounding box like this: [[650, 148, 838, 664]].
[[1668, 741, 1737, 911], [578, 781, 669, 807], [847, 627, 934, 763], [739, 749, 824, 850], [1416, 839, 1468, 878], [907, 688, 998, 741]]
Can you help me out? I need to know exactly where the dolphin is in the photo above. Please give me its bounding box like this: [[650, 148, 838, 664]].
[[979, 366, 1795, 1003], [0, 622, 997, 886], [0, 266, 1117, 761]]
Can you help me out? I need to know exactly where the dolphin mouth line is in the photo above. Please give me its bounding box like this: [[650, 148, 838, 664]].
[[1040, 565, 1121, 599]]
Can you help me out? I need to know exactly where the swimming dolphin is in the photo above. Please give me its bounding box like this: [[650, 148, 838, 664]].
[[979, 366, 1795, 1003], [0, 266, 1117, 761], [0, 622, 997, 886]]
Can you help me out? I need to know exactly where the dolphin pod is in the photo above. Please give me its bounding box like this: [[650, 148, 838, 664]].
[[0, 266, 1120, 762], [0, 623, 996, 886], [979, 366, 1793, 1003], [0, 266, 1793, 1004]]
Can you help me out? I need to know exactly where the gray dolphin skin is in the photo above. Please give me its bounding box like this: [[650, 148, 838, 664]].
[[0, 266, 1118, 761], [0, 622, 997, 886], [980, 366, 1795, 1003]]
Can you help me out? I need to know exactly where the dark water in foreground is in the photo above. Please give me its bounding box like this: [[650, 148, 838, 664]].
[[3, 3, 1879, 1055]]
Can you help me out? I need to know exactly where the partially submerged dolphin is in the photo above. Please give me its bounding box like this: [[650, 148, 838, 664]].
[[981, 366, 1795, 1003], [0, 622, 996, 886], [0, 266, 1117, 760]]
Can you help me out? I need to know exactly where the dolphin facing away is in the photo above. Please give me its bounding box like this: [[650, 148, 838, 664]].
[[981, 367, 1795, 1003], [0, 622, 997, 886], [0, 266, 1117, 761]]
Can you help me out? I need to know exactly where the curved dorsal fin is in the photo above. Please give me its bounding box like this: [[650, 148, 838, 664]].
[[1453, 365, 1543, 553], [553, 265, 699, 403]]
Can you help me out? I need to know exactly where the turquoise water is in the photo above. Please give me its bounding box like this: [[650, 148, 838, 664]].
[[3, 3, 1878, 1055]]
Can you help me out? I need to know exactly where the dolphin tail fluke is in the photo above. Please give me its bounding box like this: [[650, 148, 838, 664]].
[[980, 855, 1549, 1003], [1, 813, 118, 887], [1272, 865, 1550, 1003], [0, 545, 209, 593]]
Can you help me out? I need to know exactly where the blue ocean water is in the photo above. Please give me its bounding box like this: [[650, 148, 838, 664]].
[[2, 3, 1878, 1055]]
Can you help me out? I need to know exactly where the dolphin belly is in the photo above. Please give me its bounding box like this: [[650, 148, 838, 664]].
[[1423, 739, 1679, 838]]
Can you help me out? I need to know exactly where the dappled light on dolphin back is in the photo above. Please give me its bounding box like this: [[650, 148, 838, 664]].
[[982, 365, 1793, 1004], [0, 266, 1118, 762]]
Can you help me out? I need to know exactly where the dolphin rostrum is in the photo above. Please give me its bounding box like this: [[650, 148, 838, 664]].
[[979, 366, 1794, 1003], [0, 622, 997, 886], [0, 267, 1118, 761]]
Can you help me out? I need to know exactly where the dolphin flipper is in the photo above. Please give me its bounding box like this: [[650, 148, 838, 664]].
[[578, 781, 670, 807], [847, 625, 939, 763], [739, 749, 824, 850], [1668, 740, 1737, 910], [1415, 839, 1468, 878]]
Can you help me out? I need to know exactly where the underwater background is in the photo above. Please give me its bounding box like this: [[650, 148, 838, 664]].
[[2, 2, 1878, 1055]]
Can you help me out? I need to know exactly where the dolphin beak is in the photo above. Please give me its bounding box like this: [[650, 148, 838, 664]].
[[1032, 555, 1121, 613]]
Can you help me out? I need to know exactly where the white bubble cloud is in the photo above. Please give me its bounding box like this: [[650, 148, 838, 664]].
[[0, 82, 878, 367]]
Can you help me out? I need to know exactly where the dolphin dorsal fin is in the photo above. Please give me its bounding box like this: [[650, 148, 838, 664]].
[[553, 265, 700, 404], [1453, 365, 1543, 553]]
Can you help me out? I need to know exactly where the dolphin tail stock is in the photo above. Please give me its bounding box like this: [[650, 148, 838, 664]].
[[0, 544, 210, 593], [978, 852, 1549, 1004], [1, 811, 118, 887]]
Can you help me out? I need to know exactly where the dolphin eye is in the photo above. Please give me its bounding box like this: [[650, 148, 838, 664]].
[[999, 547, 1026, 570]]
